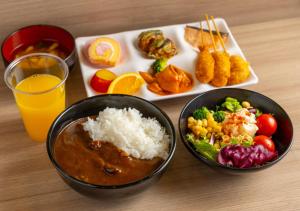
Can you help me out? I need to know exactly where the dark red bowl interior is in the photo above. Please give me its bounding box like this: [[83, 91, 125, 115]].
[[1, 25, 75, 66]]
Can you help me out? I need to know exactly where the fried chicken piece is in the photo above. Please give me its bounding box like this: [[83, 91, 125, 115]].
[[228, 55, 250, 85], [195, 47, 215, 83], [210, 51, 231, 87]]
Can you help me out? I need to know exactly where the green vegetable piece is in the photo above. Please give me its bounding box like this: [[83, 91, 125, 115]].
[[186, 133, 218, 161], [241, 139, 253, 147], [193, 106, 210, 120], [213, 111, 225, 122], [221, 97, 242, 112], [230, 138, 239, 145], [193, 141, 218, 161], [151, 58, 168, 73], [255, 108, 262, 117]]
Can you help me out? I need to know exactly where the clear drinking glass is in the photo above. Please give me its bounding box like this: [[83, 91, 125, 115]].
[[4, 53, 69, 142]]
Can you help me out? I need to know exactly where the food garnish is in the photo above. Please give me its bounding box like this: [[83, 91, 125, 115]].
[[137, 30, 177, 59], [186, 97, 278, 168], [90, 69, 117, 93], [107, 72, 144, 95], [88, 37, 121, 67], [152, 58, 168, 73]]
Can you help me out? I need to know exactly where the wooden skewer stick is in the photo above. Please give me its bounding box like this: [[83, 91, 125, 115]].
[[200, 20, 204, 49], [210, 15, 227, 53], [205, 14, 217, 51]]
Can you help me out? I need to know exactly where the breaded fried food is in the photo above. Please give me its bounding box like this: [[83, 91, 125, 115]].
[[210, 52, 231, 87], [228, 55, 250, 85], [195, 47, 215, 83]]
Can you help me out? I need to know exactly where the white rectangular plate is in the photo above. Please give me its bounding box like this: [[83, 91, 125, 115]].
[[75, 18, 258, 101]]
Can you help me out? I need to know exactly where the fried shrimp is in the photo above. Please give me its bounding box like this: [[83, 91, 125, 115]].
[[210, 51, 230, 87], [228, 55, 250, 85]]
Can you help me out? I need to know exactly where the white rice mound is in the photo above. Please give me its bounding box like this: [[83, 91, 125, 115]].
[[82, 107, 170, 160]]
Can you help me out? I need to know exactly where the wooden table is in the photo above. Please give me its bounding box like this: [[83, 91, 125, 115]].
[[1, 0, 300, 210]]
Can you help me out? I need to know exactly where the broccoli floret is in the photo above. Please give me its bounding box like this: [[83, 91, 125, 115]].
[[151, 58, 168, 73], [193, 106, 210, 120], [213, 110, 225, 122], [221, 97, 242, 112]]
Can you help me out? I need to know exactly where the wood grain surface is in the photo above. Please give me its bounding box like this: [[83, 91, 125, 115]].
[[0, 0, 300, 210]]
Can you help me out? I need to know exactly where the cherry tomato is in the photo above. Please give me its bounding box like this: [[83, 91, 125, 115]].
[[256, 114, 277, 136], [254, 135, 275, 152]]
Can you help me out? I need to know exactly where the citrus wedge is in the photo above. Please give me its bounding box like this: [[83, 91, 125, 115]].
[[107, 72, 145, 95]]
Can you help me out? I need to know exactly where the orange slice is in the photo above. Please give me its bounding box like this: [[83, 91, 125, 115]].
[[107, 72, 145, 95]]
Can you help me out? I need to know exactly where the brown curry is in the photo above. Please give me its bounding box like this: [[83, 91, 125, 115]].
[[53, 118, 164, 185]]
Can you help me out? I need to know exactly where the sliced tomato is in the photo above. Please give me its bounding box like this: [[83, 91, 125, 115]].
[[254, 135, 276, 152]]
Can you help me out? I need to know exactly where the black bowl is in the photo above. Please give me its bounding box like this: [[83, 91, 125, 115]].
[[47, 94, 176, 197], [179, 88, 293, 174]]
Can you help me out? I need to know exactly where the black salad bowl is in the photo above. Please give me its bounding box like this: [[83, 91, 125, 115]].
[[178, 88, 293, 174], [47, 94, 176, 198]]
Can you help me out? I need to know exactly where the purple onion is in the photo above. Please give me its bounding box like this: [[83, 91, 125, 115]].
[[217, 144, 278, 168], [209, 133, 215, 145], [248, 108, 257, 114]]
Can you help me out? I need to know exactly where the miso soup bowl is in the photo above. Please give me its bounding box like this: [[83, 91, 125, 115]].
[[47, 94, 176, 198], [1, 24, 76, 70]]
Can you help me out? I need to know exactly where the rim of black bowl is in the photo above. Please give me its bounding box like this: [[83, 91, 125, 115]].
[[1, 24, 75, 66], [178, 88, 294, 172], [47, 94, 176, 189]]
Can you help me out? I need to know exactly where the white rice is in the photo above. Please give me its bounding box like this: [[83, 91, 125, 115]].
[[82, 107, 170, 160]]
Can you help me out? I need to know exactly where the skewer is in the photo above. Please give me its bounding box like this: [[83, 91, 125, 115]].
[[200, 20, 204, 49], [205, 14, 217, 51], [210, 15, 227, 53]]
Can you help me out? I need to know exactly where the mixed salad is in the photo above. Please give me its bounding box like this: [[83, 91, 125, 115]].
[[186, 97, 278, 168]]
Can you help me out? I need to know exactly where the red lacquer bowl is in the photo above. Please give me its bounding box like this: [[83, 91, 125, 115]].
[[1, 25, 76, 70]]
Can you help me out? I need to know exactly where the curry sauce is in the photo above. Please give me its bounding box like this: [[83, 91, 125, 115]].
[[53, 118, 164, 185]]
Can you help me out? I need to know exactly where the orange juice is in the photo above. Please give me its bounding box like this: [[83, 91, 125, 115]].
[[14, 74, 65, 142]]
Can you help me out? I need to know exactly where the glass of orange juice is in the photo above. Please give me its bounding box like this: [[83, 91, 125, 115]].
[[4, 53, 69, 142]]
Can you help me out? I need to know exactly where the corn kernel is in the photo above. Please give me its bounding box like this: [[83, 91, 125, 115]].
[[197, 120, 203, 126], [202, 119, 208, 127], [188, 117, 194, 123]]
